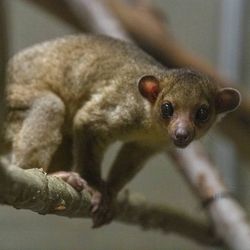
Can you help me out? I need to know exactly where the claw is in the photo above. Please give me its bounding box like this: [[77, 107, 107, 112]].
[[90, 189, 115, 228]]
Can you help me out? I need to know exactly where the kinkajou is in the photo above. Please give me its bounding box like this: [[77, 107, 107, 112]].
[[3, 35, 241, 227]]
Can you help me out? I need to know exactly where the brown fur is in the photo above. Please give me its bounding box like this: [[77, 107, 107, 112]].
[[3, 34, 241, 227]]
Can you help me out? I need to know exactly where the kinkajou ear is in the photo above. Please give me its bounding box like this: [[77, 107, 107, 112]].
[[138, 75, 160, 103], [215, 88, 241, 114]]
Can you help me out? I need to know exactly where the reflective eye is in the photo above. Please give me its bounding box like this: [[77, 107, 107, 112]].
[[161, 102, 174, 119], [196, 105, 209, 122]]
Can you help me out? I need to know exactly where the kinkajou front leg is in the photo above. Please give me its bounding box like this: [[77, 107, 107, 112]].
[[107, 142, 158, 195], [72, 105, 110, 226], [91, 142, 158, 228], [73, 106, 107, 188], [73, 126, 106, 188]]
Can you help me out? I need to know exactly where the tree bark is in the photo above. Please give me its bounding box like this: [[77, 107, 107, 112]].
[[0, 162, 216, 246]]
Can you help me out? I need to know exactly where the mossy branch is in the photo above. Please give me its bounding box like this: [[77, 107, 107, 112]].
[[0, 161, 216, 246]]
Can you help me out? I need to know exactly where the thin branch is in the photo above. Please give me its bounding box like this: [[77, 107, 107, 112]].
[[170, 142, 250, 250]]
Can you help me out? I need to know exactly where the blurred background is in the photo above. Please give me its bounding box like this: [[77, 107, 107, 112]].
[[0, 0, 249, 249]]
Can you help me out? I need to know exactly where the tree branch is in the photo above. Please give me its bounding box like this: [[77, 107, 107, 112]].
[[170, 142, 250, 250], [0, 161, 216, 246]]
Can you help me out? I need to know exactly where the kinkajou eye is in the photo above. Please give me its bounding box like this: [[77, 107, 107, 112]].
[[161, 102, 174, 118], [195, 104, 209, 123]]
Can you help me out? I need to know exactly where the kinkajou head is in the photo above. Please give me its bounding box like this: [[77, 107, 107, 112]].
[[138, 69, 241, 148]]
